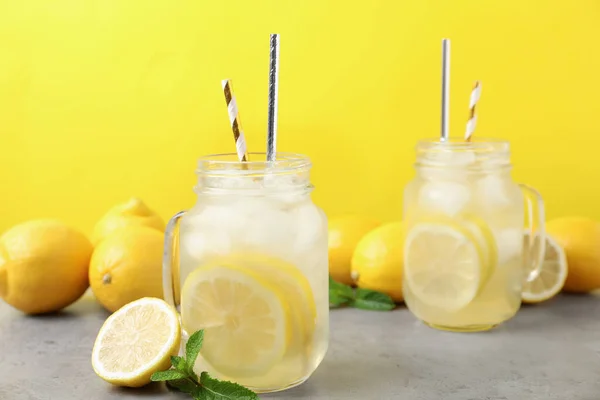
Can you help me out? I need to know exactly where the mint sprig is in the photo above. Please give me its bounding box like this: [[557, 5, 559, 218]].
[[151, 330, 258, 399], [329, 276, 395, 311]]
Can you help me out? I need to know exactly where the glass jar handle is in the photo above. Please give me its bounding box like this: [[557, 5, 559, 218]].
[[519, 184, 546, 283], [162, 210, 186, 309]]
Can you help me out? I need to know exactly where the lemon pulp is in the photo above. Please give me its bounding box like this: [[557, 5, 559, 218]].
[[404, 215, 494, 312], [91, 297, 181, 388], [181, 263, 291, 378]]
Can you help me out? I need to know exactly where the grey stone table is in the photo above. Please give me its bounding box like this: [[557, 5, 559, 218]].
[[1, 292, 599, 400]]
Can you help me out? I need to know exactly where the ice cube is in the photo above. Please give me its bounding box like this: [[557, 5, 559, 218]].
[[180, 226, 232, 262], [275, 193, 306, 209], [417, 181, 471, 216], [476, 174, 512, 208], [203, 176, 242, 190], [241, 207, 295, 258], [291, 202, 326, 257], [425, 150, 477, 167], [419, 150, 477, 182], [493, 228, 522, 265], [261, 172, 297, 188], [262, 173, 308, 207], [179, 205, 237, 260]]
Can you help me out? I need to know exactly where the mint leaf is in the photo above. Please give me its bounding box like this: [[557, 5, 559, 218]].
[[329, 276, 355, 307], [151, 370, 189, 381], [329, 290, 350, 308], [329, 276, 354, 299], [328, 277, 395, 311], [171, 355, 188, 373], [350, 297, 395, 311], [351, 288, 395, 311], [149, 329, 258, 399], [355, 288, 394, 303], [167, 379, 199, 395], [199, 371, 258, 400], [185, 330, 204, 374]]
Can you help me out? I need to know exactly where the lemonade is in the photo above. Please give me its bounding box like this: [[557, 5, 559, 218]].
[[163, 153, 328, 393], [402, 139, 545, 332]]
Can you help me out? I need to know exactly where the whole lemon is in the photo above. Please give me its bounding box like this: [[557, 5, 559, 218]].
[[328, 215, 381, 286], [546, 216, 600, 293], [0, 219, 93, 314], [351, 221, 405, 302], [92, 198, 165, 245], [89, 226, 165, 312]]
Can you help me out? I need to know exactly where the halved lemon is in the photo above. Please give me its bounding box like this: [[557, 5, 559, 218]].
[[521, 232, 568, 303], [181, 263, 291, 378], [91, 297, 181, 388], [404, 217, 492, 312]]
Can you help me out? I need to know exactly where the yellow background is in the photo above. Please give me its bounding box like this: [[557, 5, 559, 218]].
[[0, 0, 599, 235]]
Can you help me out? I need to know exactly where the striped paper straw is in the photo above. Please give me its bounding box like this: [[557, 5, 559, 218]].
[[465, 81, 481, 142], [222, 79, 250, 162]]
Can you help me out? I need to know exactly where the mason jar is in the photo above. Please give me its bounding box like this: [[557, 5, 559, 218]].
[[402, 139, 545, 332], [163, 152, 329, 393]]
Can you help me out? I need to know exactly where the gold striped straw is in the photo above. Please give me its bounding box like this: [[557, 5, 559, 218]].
[[465, 81, 481, 142], [222, 79, 250, 163]]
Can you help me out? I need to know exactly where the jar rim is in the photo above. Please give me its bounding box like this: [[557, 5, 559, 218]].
[[196, 152, 312, 176], [416, 137, 510, 151], [415, 138, 511, 171]]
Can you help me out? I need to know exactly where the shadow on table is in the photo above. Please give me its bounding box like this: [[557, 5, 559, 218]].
[[111, 382, 188, 398], [22, 309, 87, 320], [17, 295, 108, 320], [263, 350, 409, 399]]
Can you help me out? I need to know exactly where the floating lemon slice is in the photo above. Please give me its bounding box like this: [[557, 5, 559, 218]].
[[404, 216, 493, 312], [521, 232, 568, 303], [461, 213, 498, 272], [91, 297, 181, 388], [221, 253, 316, 339], [181, 263, 291, 378]]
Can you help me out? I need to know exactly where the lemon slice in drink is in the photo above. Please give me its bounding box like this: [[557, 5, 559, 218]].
[[404, 217, 492, 312], [214, 254, 317, 383], [91, 297, 181, 387], [222, 253, 316, 338], [461, 213, 498, 271], [181, 263, 291, 378], [521, 232, 568, 303]]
